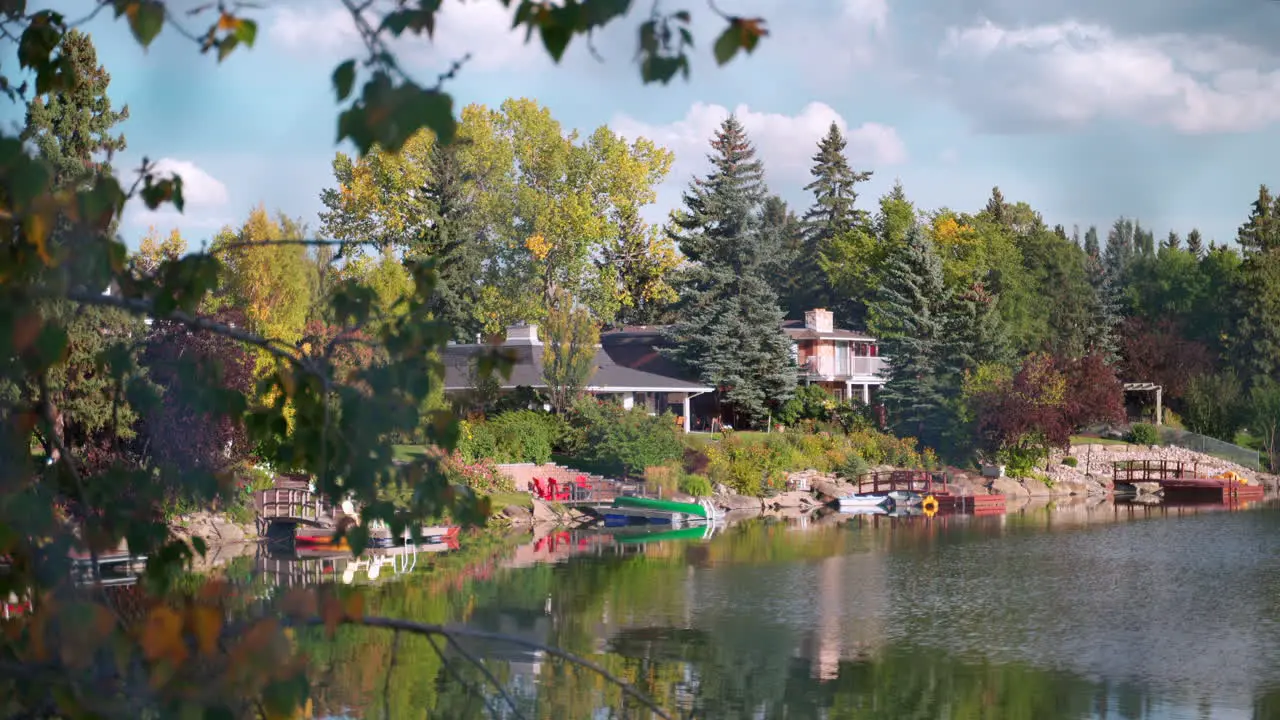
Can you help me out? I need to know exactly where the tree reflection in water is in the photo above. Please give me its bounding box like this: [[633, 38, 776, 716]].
[[290, 516, 1273, 719]]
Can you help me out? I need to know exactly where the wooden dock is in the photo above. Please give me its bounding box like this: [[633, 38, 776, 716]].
[[1113, 460, 1266, 503], [853, 470, 1007, 515]]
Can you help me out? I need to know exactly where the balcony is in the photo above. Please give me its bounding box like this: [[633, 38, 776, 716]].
[[800, 356, 889, 381]]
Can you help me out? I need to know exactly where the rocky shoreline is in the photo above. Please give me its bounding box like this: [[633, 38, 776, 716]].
[[177, 443, 1276, 566]]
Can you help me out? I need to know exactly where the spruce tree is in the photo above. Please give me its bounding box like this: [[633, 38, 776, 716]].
[[790, 122, 873, 318], [1186, 228, 1205, 258], [982, 186, 1007, 227], [867, 226, 949, 448], [1083, 225, 1101, 259], [663, 116, 795, 427], [409, 138, 484, 342], [1104, 217, 1135, 280], [1082, 251, 1121, 363], [1164, 230, 1182, 251], [1238, 184, 1280, 256], [21, 30, 128, 186]]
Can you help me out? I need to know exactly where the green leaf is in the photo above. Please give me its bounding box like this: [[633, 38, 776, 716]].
[[713, 23, 739, 66], [332, 60, 356, 101], [216, 35, 239, 62], [539, 20, 572, 62], [234, 18, 257, 46], [126, 1, 165, 48]]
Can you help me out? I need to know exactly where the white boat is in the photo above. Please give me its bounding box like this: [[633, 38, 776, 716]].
[[887, 490, 922, 506], [839, 504, 890, 516], [837, 494, 892, 510]]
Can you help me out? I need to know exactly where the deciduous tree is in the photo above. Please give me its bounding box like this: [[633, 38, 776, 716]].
[[542, 291, 600, 413]]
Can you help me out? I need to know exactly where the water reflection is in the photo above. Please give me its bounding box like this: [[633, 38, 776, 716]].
[[277, 498, 1280, 719]]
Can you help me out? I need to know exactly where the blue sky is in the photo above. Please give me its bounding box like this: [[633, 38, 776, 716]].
[[9, 0, 1280, 249]]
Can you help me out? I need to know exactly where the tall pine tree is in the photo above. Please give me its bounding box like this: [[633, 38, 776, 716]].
[[1083, 225, 1101, 259], [409, 138, 484, 342], [791, 123, 873, 318], [663, 116, 795, 427], [1186, 228, 1205, 258], [1164, 230, 1182, 250], [867, 226, 950, 448]]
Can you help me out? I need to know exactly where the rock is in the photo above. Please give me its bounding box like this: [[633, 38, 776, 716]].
[[502, 504, 533, 520], [1131, 481, 1163, 495], [530, 499, 560, 523], [989, 477, 1031, 498], [768, 491, 818, 509], [715, 493, 765, 512]]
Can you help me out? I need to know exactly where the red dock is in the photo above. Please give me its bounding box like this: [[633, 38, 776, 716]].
[[853, 470, 1006, 515], [1113, 460, 1265, 504]]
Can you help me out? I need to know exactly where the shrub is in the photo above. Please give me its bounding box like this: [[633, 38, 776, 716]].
[[678, 474, 713, 497], [566, 397, 684, 477], [1128, 423, 1160, 446], [458, 410, 568, 464], [777, 384, 834, 426], [837, 452, 870, 480], [1061, 456, 1078, 467], [1162, 408, 1185, 431], [643, 464, 682, 498], [999, 443, 1046, 478], [443, 454, 515, 495], [705, 434, 789, 496]]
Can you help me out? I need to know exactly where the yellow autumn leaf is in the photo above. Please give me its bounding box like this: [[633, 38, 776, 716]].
[[140, 606, 187, 665], [191, 606, 222, 657]]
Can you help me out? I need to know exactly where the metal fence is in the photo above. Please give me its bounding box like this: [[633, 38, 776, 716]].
[[1159, 427, 1261, 470]]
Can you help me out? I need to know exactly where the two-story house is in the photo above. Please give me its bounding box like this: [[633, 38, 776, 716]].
[[785, 308, 888, 405]]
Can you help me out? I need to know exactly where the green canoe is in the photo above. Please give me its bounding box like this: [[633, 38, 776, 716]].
[[611, 495, 712, 519]]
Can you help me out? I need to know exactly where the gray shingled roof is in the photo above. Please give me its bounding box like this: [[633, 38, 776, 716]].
[[442, 343, 712, 393]]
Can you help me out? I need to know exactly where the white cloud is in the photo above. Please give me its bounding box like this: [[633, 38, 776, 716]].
[[148, 159, 229, 207], [612, 102, 906, 196], [267, 4, 541, 72], [938, 18, 1280, 133], [126, 159, 230, 230]]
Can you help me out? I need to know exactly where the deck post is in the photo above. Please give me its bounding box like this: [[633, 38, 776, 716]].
[[1155, 386, 1163, 426], [683, 394, 691, 433]]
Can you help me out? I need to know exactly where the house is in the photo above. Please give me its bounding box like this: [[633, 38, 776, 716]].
[[785, 308, 888, 405], [441, 323, 713, 432], [602, 309, 889, 409]]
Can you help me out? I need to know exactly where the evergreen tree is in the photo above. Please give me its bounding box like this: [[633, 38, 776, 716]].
[[867, 226, 950, 448], [981, 186, 1007, 227], [20, 30, 128, 186], [1082, 251, 1121, 363], [789, 122, 873, 318], [1237, 184, 1280, 256], [663, 116, 795, 427], [1083, 225, 1101, 259], [1132, 220, 1155, 257], [1104, 217, 1135, 280], [1164, 230, 1182, 251], [761, 194, 803, 286], [1186, 228, 1205, 258], [409, 138, 484, 342]]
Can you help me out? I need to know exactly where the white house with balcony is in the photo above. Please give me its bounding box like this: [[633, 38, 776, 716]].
[[784, 308, 889, 405]]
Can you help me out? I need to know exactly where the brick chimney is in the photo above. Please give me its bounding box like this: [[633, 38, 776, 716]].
[[804, 308, 834, 333], [505, 322, 541, 346]]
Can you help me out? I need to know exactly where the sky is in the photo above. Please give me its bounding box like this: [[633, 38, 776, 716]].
[[10, 0, 1280, 250]]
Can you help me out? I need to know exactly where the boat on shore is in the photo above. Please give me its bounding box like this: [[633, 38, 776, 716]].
[[599, 496, 724, 526], [837, 494, 894, 511]]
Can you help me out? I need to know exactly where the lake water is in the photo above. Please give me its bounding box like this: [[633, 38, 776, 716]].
[[292, 499, 1280, 719]]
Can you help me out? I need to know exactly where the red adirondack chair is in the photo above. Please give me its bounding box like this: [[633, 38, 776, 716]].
[[531, 477, 546, 500]]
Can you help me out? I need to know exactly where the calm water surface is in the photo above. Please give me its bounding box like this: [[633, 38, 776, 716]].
[[295, 501, 1280, 719]]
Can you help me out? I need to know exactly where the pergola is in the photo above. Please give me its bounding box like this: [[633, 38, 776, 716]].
[[1122, 382, 1163, 426]]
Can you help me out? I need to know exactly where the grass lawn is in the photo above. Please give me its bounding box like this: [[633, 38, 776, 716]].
[[486, 491, 532, 509], [1070, 434, 1131, 446], [392, 444, 429, 461]]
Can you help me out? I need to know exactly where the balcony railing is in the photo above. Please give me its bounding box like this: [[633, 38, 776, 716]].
[[800, 356, 889, 380]]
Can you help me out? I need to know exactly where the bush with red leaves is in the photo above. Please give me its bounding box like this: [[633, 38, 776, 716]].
[[137, 308, 256, 475]]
